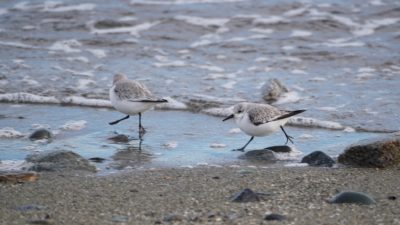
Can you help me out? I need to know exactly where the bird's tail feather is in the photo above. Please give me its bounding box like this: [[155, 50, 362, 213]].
[[271, 110, 305, 122], [129, 99, 168, 103]]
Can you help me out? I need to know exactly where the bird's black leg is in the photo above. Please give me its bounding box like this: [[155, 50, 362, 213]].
[[138, 113, 146, 139], [138, 138, 143, 151], [280, 126, 294, 145], [109, 115, 130, 125], [233, 136, 254, 152]]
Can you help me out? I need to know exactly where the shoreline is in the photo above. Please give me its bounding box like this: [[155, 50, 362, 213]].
[[1, 166, 399, 225]]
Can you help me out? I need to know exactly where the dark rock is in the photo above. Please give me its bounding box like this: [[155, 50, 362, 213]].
[[264, 213, 286, 221], [338, 132, 400, 168], [328, 191, 376, 205], [239, 150, 276, 162], [231, 188, 260, 203], [301, 151, 335, 167], [26, 150, 96, 173], [88, 157, 106, 163], [29, 129, 52, 141], [108, 134, 129, 143], [388, 195, 397, 200], [261, 78, 289, 103], [265, 145, 292, 153]]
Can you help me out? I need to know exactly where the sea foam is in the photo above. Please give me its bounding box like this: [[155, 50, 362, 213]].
[[0, 127, 24, 138], [130, 0, 244, 5], [89, 21, 160, 37]]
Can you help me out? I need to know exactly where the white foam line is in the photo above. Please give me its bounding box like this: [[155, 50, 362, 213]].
[[154, 61, 187, 67], [131, 0, 244, 5], [253, 16, 288, 25], [309, 9, 400, 37], [191, 94, 246, 104], [283, 5, 310, 17], [61, 96, 112, 107], [321, 41, 365, 48], [0, 41, 41, 49], [0, 127, 24, 138], [192, 64, 225, 72], [288, 116, 344, 130], [0, 92, 60, 104], [13, 2, 35, 11], [290, 30, 312, 37], [201, 106, 233, 117], [87, 49, 107, 59], [49, 40, 82, 53], [42, 3, 96, 12], [0, 93, 187, 111], [174, 15, 229, 28], [90, 21, 160, 37], [52, 65, 94, 77]]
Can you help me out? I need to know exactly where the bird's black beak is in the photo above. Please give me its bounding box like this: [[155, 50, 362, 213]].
[[222, 114, 234, 121]]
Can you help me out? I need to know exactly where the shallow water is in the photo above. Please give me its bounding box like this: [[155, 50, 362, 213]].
[[0, 104, 379, 172], [0, 0, 399, 170], [1, 0, 400, 129]]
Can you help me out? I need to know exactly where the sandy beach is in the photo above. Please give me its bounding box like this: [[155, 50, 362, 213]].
[[1, 166, 399, 225]]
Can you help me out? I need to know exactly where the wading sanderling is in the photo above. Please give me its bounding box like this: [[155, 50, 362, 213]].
[[223, 102, 305, 152], [109, 74, 167, 139]]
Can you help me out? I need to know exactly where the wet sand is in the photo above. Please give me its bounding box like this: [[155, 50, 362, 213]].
[[1, 166, 399, 225]]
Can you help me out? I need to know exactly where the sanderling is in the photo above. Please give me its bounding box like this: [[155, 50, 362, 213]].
[[109, 74, 167, 138], [223, 102, 305, 152]]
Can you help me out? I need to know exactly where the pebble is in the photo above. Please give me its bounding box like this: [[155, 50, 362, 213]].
[[265, 145, 292, 153], [231, 188, 260, 203], [108, 134, 129, 143], [88, 157, 106, 163], [264, 213, 286, 221], [328, 191, 376, 205], [26, 150, 96, 172], [111, 215, 129, 222], [15, 204, 46, 212], [163, 214, 184, 222], [29, 129, 52, 141], [239, 150, 276, 162], [301, 151, 335, 167]]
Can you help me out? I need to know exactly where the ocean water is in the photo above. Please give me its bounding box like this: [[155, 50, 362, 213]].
[[0, 0, 399, 171]]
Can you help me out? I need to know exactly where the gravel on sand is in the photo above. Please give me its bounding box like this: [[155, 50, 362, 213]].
[[1, 167, 399, 225]]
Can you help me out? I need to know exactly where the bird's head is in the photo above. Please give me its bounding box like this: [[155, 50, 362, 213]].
[[223, 103, 247, 122], [113, 74, 127, 84]]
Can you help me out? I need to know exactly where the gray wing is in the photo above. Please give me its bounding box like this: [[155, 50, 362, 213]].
[[114, 80, 157, 101], [248, 105, 283, 126]]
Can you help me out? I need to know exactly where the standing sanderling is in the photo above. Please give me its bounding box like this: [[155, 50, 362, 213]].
[[223, 102, 305, 152], [109, 74, 167, 139]]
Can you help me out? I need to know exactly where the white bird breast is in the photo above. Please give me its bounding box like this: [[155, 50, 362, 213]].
[[235, 113, 289, 137], [109, 86, 156, 115]]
